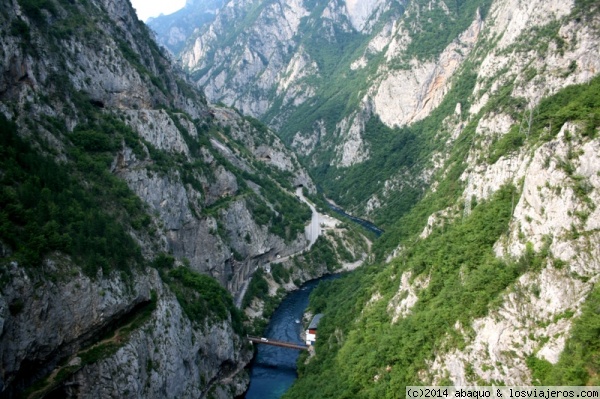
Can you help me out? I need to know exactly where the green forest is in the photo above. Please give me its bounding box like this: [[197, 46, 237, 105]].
[[0, 114, 145, 276], [284, 7, 600, 392], [3, 0, 600, 396]]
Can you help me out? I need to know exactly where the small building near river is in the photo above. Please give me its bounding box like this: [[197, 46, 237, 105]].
[[305, 313, 324, 346]]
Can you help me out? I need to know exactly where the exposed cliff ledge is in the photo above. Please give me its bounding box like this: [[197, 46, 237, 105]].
[[372, 10, 483, 128], [114, 106, 314, 298]]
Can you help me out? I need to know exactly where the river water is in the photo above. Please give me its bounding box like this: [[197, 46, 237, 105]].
[[244, 198, 384, 398], [326, 202, 384, 237], [244, 276, 337, 399]]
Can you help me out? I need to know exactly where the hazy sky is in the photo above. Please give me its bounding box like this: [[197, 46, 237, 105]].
[[129, 0, 186, 22]]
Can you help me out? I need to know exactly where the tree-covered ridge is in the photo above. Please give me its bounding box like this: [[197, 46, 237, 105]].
[[400, 0, 493, 62], [287, 184, 598, 397], [527, 285, 600, 386], [153, 254, 245, 334], [285, 185, 524, 398], [284, 55, 600, 393], [4, 0, 314, 262]]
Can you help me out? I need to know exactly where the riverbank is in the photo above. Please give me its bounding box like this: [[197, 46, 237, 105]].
[[244, 275, 339, 399], [242, 225, 370, 333], [240, 188, 372, 328], [325, 199, 384, 237], [235, 188, 346, 309], [241, 194, 379, 397]]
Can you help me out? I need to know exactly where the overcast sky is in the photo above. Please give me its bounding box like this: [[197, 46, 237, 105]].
[[129, 0, 186, 22]]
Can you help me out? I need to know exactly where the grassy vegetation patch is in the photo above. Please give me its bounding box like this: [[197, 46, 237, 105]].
[[242, 267, 270, 309], [528, 285, 600, 386], [402, 0, 493, 62]]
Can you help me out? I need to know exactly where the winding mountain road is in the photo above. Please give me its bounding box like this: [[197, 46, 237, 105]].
[[235, 188, 337, 307], [296, 187, 322, 249], [273, 188, 338, 264]]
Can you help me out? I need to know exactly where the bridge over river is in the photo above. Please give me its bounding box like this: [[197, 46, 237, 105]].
[[247, 335, 309, 351]]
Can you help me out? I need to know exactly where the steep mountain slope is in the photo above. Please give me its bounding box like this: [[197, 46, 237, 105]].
[[159, 0, 600, 394], [4, 0, 599, 396], [284, 0, 600, 395], [0, 0, 327, 397], [174, 0, 487, 225], [175, 0, 600, 232]]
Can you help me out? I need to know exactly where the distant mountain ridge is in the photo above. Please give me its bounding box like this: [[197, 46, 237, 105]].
[[158, 0, 600, 227], [148, 0, 226, 54]]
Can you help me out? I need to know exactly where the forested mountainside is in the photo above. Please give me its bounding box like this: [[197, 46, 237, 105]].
[[169, 0, 600, 232], [151, 0, 600, 395], [1, 0, 599, 397], [0, 0, 367, 397]]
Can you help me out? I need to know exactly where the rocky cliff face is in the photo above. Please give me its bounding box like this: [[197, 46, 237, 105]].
[[0, 0, 318, 397], [383, 0, 600, 386], [173, 0, 599, 225], [177, 0, 403, 129], [3, 0, 600, 394]]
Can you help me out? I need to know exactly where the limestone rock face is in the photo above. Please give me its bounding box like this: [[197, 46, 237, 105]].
[[124, 170, 194, 230], [0, 261, 152, 393], [123, 110, 192, 157], [423, 30, 600, 385], [334, 101, 372, 167], [0, 261, 251, 398], [377, 0, 600, 386], [387, 271, 431, 323], [427, 267, 590, 385], [108, 106, 312, 299], [470, 0, 600, 115], [372, 11, 483, 128], [176, 0, 407, 173], [182, 0, 310, 117], [211, 107, 316, 192], [496, 124, 600, 276], [0, 0, 317, 397], [66, 294, 251, 399], [173, 0, 600, 223], [389, 123, 600, 386], [343, 0, 388, 32]]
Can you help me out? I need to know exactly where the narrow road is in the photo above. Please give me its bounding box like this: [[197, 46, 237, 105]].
[[296, 187, 320, 249], [271, 188, 336, 266], [235, 188, 335, 308], [296, 187, 340, 249]]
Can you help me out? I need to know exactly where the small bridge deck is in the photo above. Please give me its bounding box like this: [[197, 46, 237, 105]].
[[247, 336, 309, 351]]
